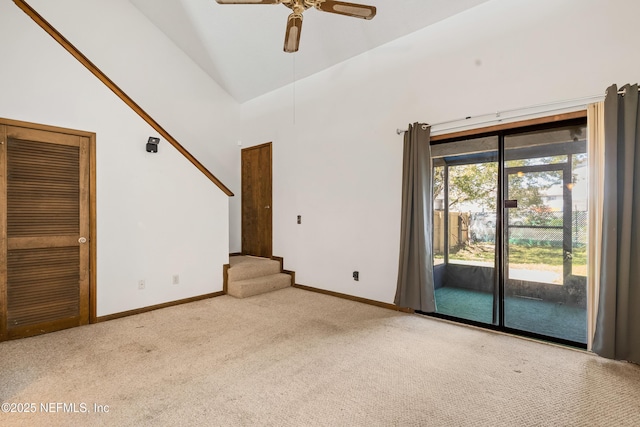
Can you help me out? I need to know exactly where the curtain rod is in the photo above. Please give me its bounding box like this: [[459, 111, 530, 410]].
[[396, 88, 638, 135]]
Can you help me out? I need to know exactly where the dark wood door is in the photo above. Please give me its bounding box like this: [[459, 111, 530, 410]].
[[241, 142, 272, 257], [0, 124, 90, 340]]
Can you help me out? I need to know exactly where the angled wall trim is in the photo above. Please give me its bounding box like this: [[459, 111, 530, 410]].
[[13, 0, 234, 196]]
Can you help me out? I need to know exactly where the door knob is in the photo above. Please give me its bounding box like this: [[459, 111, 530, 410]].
[[265, 205, 270, 209], [78, 237, 87, 244]]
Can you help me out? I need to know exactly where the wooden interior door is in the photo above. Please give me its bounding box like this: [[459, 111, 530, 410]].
[[0, 124, 90, 340], [241, 142, 272, 258]]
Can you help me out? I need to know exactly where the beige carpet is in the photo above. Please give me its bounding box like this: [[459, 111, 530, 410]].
[[1, 287, 639, 427]]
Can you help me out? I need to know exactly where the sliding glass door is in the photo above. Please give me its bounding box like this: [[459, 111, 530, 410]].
[[432, 136, 498, 326], [503, 127, 588, 343], [432, 119, 588, 346]]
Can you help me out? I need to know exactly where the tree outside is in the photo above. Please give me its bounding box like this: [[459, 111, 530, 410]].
[[433, 153, 588, 283]]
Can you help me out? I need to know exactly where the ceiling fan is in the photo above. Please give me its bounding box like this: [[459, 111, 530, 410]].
[[215, 0, 377, 53]]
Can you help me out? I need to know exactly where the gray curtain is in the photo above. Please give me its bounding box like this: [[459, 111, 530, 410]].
[[593, 84, 640, 364], [395, 123, 436, 312]]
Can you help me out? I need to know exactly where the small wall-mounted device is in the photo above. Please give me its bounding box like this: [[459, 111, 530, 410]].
[[353, 271, 359, 281], [146, 137, 160, 153]]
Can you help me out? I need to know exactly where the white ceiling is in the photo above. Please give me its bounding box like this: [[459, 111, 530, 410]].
[[130, 0, 491, 103]]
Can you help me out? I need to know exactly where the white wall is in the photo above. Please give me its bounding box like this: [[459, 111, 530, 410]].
[[4, 0, 638, 313], [27, 0, 243, 253], [0, 1, 235, 316], [239, 0, 640, 303]]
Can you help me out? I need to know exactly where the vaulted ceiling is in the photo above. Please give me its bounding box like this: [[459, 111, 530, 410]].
[[130, 0, 491, 102]]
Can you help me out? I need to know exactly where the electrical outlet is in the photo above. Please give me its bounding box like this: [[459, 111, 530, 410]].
[[353, 271, 359, 281], [297, 215, 301, 224], [172, 275, 180, 285], [138, 279, 146, 290]]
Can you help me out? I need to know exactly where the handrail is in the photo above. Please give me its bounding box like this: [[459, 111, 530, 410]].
[[13, 0, 234, 196]]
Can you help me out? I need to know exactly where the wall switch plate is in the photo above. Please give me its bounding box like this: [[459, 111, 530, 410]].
[[138, 279, 146, 290], [353, 271, 359, 281], [172, 275, 180, 285]]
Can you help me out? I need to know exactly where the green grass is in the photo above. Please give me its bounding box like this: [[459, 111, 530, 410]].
[[435, 243, 586, 268]]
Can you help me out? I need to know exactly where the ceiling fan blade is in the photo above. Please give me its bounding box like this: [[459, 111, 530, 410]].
[[315, 1, 376, 20], [215, 0, 282, 4], [284, 13, 303, 53]]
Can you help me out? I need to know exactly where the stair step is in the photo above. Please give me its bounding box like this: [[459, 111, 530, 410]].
[[228, 256, 281, 282], [228, 273, 291, 299]]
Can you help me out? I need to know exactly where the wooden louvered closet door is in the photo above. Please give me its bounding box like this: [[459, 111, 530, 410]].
[[0, 124, 89, 340]]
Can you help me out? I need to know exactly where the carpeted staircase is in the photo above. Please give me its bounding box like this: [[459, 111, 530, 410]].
[[227, 255, 291, 298]]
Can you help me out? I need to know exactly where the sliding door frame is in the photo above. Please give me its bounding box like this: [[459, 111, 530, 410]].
[[423, 111, 588, 349]]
